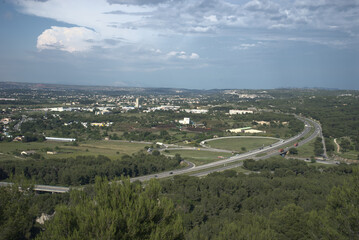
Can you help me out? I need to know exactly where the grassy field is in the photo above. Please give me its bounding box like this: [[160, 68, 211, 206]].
[[295, 138, 316, 158], [0, 140, 149, 161], [164, 150, 233, 166], [336, 150, 359, 160], [207, 138, 278, 153]]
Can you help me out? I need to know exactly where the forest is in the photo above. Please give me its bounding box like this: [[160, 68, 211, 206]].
[[0, 152, 183, 186], [1, 158, 358, 239]]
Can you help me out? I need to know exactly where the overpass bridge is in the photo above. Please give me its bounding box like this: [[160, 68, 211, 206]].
[[0, 115, 327, 192], [0, 182, 70, 193]]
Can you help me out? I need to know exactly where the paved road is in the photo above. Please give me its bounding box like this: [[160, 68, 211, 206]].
[[0, 182, 70, 193], [0, 115, 326, 191], [131, 115, 321, 181], [316, 120, 328, 159], [160, 146, 233, 153], [190, 117, 330, 177], [201, 136, 283, 146], [162, 136, 284, 154]]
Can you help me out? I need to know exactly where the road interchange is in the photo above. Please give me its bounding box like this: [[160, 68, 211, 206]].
[[0, 115, 327, 192], [130, 115, 322, 182]]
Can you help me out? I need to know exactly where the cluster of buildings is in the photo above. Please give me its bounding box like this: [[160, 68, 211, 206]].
[[227, 127, 265, 134], [64, 121, 113, 128], [40, 106, 115, 113], [184, 109, 208, 114], [223, 90, 274, 99], [229, 109, 253, 115], [178, 117, 191, 125], [143, 105, 181, 112], [254, 121, 288, 126]]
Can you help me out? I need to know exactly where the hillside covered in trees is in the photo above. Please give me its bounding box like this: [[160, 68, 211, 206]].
[[0, 152, 183, 186], [1, 159, 358, 239]]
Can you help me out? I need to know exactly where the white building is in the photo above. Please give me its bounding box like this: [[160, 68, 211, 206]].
[[229, 110, 253, 115], [243, 129, 265, 133], [45, 137, 76, 142], [184, 109, 208, 114], [179, 117, 191, 125]]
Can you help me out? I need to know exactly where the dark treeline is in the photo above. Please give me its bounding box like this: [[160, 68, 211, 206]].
[[0, 153, 182, 186], [160, 159, 358, 239], [1, 159, 359, 239], [292, 96, 359, 148], [0, 178, 183, 240]]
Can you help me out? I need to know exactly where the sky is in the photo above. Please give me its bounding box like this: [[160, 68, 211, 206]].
[[0, 0, 358, 89]]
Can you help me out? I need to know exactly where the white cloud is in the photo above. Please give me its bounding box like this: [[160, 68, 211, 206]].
[[167, 51, 199, 60], [12, 0, 359, 57], [190, 26, 212, 33], [234, 43, 257, 50], [37, 26, 100, 52], [204, 15, 218, 23]]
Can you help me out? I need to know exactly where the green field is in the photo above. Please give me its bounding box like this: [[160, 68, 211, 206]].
[[0, 140, 148, 161], [336, 150, 359, 160], [207, 138, 278, 153], [164, 150, 232, 166], [295, 138, 315, 158]]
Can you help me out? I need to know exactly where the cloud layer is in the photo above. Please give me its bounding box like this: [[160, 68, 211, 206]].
[[37, 26, 100, 52], [17, 0, 359, 51], [11, 0, 359, 69]]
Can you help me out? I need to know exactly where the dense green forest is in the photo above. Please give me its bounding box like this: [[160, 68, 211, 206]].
[[161, 159, 357, 239], [290, 96, 359, 151], [1, 158, 358, 239], [0, 152, 182, 186]]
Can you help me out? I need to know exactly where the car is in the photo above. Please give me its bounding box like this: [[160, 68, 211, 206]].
[[169, 172, 173, 174], [155, 175, 158, 177]]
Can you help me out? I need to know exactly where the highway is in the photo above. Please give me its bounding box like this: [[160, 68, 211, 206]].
[[0, 182, 70, 193], [189, 117, 324, 177], [0, 115, 327, 191], [131, 115, 322, 181]]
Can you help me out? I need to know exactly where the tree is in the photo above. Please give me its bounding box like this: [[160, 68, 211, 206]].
[[269, 204, 309, 240], [288, 148, 298, 155], [36, 177, 184, 240], [0, 178, 37, 240], [152, 150, 160, 156], [324, 167, 359, 239], [340, 139, 351, 153], [215, 215, 277, 240]]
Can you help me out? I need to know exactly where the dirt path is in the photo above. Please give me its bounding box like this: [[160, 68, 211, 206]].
[[334, 138, 340, 153]]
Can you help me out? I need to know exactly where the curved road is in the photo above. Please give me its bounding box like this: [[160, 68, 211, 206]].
[[130, 115, 322, 182], [0, 115, 326, 191]]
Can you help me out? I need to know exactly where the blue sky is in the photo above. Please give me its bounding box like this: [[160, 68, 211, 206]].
[[1, 0, 358, 89]]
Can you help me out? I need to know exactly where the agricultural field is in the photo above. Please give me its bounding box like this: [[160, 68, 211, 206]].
[[0, 140, 149, 161], [206, 137, 279, 153], [292, 138, 316, 158], [164, 149, 232, 166]]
